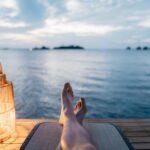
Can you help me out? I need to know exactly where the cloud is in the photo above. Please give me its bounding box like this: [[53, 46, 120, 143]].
[[123, 35, 150, 45], [0, 20, 27, 28], [64, 0, 143, 14], [0, 0, 19, 17], [138, 19, 150, 28], [142, 38, 150, 43], [30, 18, 123, 36], [65, 0, 88, 15], [127, 16, 141, 21], [125, 10, 150, 29], [0, 0, 28, 28], [0, 33, 39, 44], [0, 0, 149, 48], [0, 0, 18, 9], [124, 35, 141, 44]]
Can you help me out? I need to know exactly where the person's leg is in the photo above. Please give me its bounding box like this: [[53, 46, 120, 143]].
[[59, 83, 96, 150], [56, 97, 87, 150]]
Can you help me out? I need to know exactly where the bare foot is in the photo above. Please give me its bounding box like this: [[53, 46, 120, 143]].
[[74, 97, 87, 125], [59, 83, 75, 125]]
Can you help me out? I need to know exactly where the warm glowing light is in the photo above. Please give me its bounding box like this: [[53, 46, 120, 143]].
[[0, 63, 16, 142]]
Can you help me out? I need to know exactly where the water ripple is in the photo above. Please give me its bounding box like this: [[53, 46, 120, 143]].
[[1, 49, 150, 118]]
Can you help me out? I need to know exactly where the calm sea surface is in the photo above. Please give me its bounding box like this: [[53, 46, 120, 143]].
[[0, 49, 150, 118]]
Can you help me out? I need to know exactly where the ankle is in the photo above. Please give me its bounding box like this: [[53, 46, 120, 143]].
[[64, 115, 78, 125]]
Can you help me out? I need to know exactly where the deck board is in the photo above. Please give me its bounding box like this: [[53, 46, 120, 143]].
[[0, 119, 150, 150]]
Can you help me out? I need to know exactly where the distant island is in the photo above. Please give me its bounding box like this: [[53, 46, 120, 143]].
[[53, 45, 84, 50], [32, 46, 50, 51], [126, 46, 150, 51], [136, 46, 142, 50], [143, 46, 149, 50], [31, 45, 84, 51], [126, 46, 131, 50]]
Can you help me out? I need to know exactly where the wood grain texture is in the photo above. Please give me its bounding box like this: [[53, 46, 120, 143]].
[[0, 119, 149, 150]]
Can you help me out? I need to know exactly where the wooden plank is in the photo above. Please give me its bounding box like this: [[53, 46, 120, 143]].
[[16, 118, 150, 124], [2, 137, 25, 144], [122, 126, 150, 131], [133, 143, 150, 150], [0, 144, 21, 150], [125, 132, 150, 137], [130, 137, 150, 143], [85, 119, 150, 123], [112, 122, 150, 127], [0, 119, 150, 150]]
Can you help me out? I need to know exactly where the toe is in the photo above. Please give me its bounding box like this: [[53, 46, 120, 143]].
[[80, 97, 87, 114], [65, 82, 74, 101], [74, 100, 81, 114], [61, 83, 71, 100], [66, 83, 74, 99], [68, 83, 74, 98]]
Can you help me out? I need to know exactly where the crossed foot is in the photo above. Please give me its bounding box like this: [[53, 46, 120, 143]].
[[59, 83, 87, 125]]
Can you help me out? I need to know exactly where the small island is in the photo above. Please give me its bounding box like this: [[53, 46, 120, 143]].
[[136, 46, 142, 50], [143, 46, 149, 50], [125, 46, 150, 51], [32, 46, 50, 51], [126, 46, 131, 50], [53, 45, 84, 50]]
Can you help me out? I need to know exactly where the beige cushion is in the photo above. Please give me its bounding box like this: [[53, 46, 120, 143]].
[[20, 122, 134, 150]]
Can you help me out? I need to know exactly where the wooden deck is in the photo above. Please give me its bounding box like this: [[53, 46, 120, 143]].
[[0, 119, 150, 150]]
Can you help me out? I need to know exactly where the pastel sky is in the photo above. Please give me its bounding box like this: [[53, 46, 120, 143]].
[[0, 0, 150, 48]]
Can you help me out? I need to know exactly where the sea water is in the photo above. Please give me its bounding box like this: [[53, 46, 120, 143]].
[[0, 49, 150, 118]]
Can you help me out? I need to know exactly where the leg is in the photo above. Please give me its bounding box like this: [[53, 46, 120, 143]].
[[56, 97, 87, 150], [59, 83, 96, 150]]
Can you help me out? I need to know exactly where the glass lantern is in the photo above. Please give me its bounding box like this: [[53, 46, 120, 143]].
[[0, 64, 16, 142]]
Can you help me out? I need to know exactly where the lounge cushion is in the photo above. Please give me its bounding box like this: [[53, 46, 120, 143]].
[[20, 122, 134, 150]]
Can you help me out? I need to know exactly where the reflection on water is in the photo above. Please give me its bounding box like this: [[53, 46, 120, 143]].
[[0, 49, 150, 118]]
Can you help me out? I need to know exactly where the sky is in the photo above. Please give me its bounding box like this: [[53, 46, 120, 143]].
[[0, 0, 150, 49]]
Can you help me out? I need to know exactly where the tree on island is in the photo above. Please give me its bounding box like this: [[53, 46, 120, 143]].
[[126, 46, 150, 51], [143, 46, 149, 50], [136, 46, 142, 50], [53, 45, 84, 50], [126, 46, 131, 50], [32, 46, 50, 50]]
